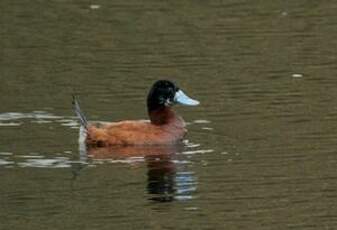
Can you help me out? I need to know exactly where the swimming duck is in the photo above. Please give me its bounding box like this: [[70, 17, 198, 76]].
[[73, 80, 199, 147]]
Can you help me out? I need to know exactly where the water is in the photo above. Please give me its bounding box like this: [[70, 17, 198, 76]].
[[1, 1, 337, 229]]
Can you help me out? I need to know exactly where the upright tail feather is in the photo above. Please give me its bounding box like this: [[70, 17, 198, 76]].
[[72, 95, 88, 129]]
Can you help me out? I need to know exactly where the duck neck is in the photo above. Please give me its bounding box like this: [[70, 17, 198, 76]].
[[148, 106, 180, 126]]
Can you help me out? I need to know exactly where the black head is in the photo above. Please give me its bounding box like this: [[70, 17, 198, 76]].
[[147, 80, 178, 112], [147, 80, 199, 113]]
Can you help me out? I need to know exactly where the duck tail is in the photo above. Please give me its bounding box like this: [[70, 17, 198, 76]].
[[72, 95, 88, 130]]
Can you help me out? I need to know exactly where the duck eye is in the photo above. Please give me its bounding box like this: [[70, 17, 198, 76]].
[[158, 96, 166, 104]]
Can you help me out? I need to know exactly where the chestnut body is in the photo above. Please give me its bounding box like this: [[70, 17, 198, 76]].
[[86, 108, 186, 147]]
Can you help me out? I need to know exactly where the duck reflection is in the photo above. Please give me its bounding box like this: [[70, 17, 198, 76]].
[[146, 154, 176, 202], [77, 143, 197, 202]]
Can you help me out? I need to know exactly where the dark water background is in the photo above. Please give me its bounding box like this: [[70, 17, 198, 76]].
[[1, 1, 337, 229]]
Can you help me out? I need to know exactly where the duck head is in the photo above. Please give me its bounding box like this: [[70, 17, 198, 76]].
[[147, 80, 199, 124]]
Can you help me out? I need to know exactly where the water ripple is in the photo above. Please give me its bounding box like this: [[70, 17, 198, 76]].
[[0, 111, 79, 129]]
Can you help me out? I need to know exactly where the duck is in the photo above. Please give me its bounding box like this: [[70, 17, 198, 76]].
[[73, 80, 199, 147]]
